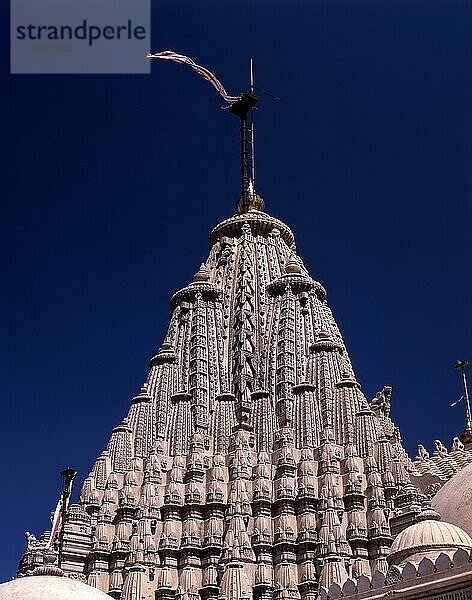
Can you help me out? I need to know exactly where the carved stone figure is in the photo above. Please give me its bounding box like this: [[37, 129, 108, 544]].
[[24, 531, 38, 550], [371, 386, 392, 417], [416, 444, 430, 460], [434, 439, 448, 456]]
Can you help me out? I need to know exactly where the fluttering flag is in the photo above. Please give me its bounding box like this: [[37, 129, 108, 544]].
[[451, 395, 464, 407], [147, 50, 240, 104], [45, 469, 77, 549], [46, 497, 63, 549]]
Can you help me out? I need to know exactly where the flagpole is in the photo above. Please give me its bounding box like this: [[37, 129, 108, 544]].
[[57, 467, 77, 569], [147, 50, 262, 212], [229, 91, 259, 213], [455, 360, 472, 444], [250, 58, 256, 183]]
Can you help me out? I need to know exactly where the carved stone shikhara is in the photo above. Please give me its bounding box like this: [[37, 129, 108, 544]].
[[17, 208, 472, 600]]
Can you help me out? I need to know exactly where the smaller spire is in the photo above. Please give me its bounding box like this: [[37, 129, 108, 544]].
[[193, 263, 210, 282], [284, 255, 302, 275], [455, 360, 472, 445]]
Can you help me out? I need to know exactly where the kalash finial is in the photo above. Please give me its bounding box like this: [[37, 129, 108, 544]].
[[147, 51, 265, 214]]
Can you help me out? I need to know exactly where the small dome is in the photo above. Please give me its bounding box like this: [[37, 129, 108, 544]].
[[432, 461, 472, 537], [0, 576, 110, 600], [388, 519, 472, 565]]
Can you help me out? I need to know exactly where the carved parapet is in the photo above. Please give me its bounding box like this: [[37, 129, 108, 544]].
[[111, 419, 133, 436], [335, 376, 360, 389], [319, 548, 472, 599], [292, 383, 316, 395], [296, 484, 317, 500], [209, 211, 295, 247], [131, 388, 152, 404], [184, 485, 204, 504], [275, 486, 296, 502], [92, 540, 111, 554], [273, 529, 297, 546], [171, 282, 220, 311], [150, 345, 177, 367], [180, 535, 202, 550], [66, 503, 92, 527], [159, 536, 179, 551], [346, 525, 366, 549], [163, 490, 184, 507], [252, 531, 273, 549], [266, 274, 319, 298], [202, 535, 223, 549], [206, 489, 226, 505], [309, 336, 343, 354], [296, 529, 318, 545]]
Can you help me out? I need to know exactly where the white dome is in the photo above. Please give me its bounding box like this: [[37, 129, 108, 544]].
[[0, 576, 110, 600], [388, 519, 472, 565], [432, 461, 472, 537]]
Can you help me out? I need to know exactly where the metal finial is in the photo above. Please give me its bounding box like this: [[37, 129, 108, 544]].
[[228, 58, 266, 214], [229, 91, 263, 214], [455, 360, 472, 445], [147, 51, 265, 214]]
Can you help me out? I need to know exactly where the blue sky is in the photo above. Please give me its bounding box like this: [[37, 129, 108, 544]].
[[2, 0, 472, 582]]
